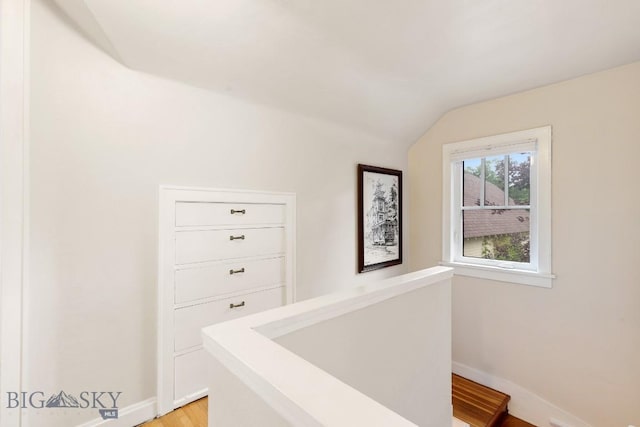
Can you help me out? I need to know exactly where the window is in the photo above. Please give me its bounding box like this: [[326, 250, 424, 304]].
[[442, 126, 554, 287]]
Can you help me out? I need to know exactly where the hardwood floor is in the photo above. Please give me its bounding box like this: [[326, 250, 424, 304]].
[[140, 398, 207, 427]]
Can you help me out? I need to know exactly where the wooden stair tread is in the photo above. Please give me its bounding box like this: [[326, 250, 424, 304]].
[[452, 374, 510, 427]]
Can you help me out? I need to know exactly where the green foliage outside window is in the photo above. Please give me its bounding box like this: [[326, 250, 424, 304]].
[[481, 232, 530, 263]]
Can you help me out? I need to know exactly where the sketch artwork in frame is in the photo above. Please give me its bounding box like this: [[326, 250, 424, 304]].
[[358, 164, 402, 273]]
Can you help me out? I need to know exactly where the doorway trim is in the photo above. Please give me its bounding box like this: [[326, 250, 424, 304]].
[[0, 0, 29, 426]]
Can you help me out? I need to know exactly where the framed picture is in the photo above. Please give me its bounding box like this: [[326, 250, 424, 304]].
[[358, 164, 402, 273]]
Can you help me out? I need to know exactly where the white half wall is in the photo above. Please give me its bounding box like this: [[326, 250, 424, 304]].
[[408, 61, 640, 427], [26, 0, 408, 425], [274, 283, 452, 427], [203, 268, 453, 427]]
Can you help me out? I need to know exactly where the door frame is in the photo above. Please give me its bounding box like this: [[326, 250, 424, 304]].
[[0, 0, 29, 426]]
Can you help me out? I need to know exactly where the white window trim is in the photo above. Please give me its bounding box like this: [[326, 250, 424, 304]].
[[441, 126, 554, 288]]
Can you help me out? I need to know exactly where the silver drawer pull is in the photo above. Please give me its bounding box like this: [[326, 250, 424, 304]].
[[230, 209, 246, 215], [229, 301, 245, 309], [229, 268, 245, 275], [229, 235, 245, 241]]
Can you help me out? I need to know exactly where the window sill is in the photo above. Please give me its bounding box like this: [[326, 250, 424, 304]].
[[439, 261, 555, 288]]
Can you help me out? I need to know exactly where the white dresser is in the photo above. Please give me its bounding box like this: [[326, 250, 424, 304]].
[[157, 187, 295, 415]]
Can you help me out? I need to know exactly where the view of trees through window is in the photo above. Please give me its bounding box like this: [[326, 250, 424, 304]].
[[462, 153, 531, 263]]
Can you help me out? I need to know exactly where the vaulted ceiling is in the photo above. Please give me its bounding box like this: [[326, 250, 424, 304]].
[[54, 0, 640, 144]]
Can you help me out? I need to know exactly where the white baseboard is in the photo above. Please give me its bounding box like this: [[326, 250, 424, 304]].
[[453, 362, 592, 427], [76, 397, 156, 427]]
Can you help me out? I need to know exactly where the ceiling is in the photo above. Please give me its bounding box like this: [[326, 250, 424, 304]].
[[53, 0, 640, 144]]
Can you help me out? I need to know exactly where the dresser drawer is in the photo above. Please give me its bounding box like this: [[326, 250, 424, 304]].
[[176, 202, 285, 227], [175, 257, 284, 304], [175, 227, 284, 265], [174, 286, 285, 351], [174, 348, 207, 401]]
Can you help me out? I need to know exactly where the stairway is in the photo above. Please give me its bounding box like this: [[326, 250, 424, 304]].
[[452, 374, 536, 427]]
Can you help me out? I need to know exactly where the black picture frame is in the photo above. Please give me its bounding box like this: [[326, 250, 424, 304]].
[[358, 164, 403, 273]]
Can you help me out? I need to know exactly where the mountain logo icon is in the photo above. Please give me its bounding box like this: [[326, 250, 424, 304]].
[[45, 391, 80, 408]]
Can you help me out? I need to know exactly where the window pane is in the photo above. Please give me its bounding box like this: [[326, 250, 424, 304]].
[[484, 156, 505, 206], [508, 153, 531, 206], [462, 209, 530, 263], [463, 158, 481, 207]]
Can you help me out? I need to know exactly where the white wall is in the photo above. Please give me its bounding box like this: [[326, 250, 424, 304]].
[[27, 0, 407, 425], [408, 62, 640, 427]]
